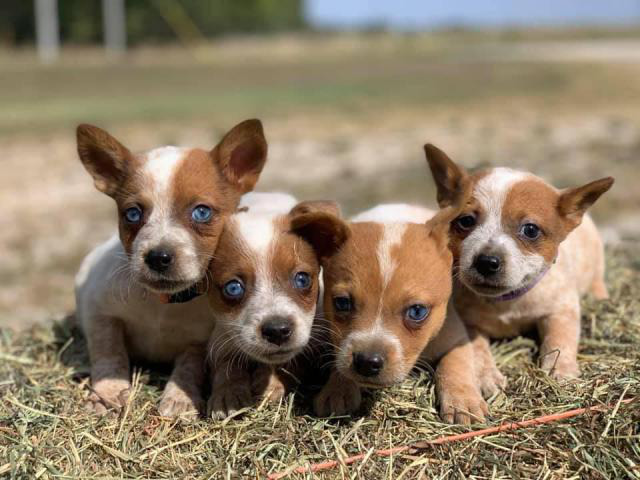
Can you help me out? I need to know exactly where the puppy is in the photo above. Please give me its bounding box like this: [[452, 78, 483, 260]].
[[206, 197, 348, 418], [75, 119, 267, 417], [425, 144, 613, 391], [298, 201, 489, 424]]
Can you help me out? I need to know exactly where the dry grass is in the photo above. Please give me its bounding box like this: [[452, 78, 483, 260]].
[[1, 245, 638, 479]]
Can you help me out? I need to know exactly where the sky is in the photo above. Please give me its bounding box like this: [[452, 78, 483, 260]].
[[305, 0, 640, 29]]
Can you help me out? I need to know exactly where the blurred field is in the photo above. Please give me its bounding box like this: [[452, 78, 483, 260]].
[[1, 29, 640, 479], [1, 30, 639, 329]]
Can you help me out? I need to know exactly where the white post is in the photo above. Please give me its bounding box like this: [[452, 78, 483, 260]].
[[103, 0, 127, 56], [34, 0, 60, 63]]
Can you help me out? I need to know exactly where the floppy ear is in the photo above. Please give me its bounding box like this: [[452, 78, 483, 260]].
[[289, 200, 342, 218], [290, 211, 350, 261], [76, 124, 134, 197], [211, 119, 268, 194], [424, 143, 468, 208], [557, 177, 614, 230]]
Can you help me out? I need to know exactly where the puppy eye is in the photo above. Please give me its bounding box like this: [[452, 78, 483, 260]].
[[124, 206, 142, 224], [192, 205, 213, 223], [293, 271, 311, 289], [520, 223, 541, 240], [404, 304, 430, 328], [222, 279, 245, 300], [333, 295, 352, 313], [454, 214, 476, 231]]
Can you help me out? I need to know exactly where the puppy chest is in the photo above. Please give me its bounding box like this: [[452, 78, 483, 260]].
[[123, 301, 214, 363]]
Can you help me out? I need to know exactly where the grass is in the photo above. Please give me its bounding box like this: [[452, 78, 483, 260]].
[[1, 245, 638, 478]]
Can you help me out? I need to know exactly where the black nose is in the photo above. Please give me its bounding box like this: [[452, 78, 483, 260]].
[[261, 318, 293, 346], [144, 249, 174, 273], [473, 254, 501, 277], [352, 352, 385, 377]]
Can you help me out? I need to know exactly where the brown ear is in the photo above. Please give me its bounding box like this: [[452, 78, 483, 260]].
[[76, 124, 133, 196], [424, 143, 468, 208], [211, 119, 267, 194], [289, 200, 342, 218], [557, 177, 614, 230], [290, 211, 350, 261], [425, 178, 471, 251]]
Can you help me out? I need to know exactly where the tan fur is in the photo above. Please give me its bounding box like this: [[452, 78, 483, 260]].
[[205, 199, 346, 418], [425, 143, 613, 383], [312, 202, 488, 424], [75, 120, 267, 417]]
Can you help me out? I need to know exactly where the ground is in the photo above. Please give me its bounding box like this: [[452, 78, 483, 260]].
[[0, 29, 639, 478]]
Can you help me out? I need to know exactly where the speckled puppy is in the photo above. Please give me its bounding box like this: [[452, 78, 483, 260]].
[[425, 144, 613, 393], [75, 120, 267, 417]]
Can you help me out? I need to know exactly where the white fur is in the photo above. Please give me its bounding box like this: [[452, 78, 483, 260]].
[[239, 192, 297, 214], [351, 203, 435, 224], [461, 168, 547, 293]]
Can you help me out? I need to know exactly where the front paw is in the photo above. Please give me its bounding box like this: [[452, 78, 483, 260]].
[[540, 350, 580, 380], [207, 381, 253, 420], [477, 365, 507, 398], [313, 378, 361, 417], [439, 385, 488, 425], [86, 378, 131, 415], [158, 384, 203, 420]]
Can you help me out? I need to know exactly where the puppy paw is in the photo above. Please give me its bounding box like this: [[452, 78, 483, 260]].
[[477, 365, 507, 398], [85, 379, 131, 415], [158, 384, 203, 420], [252, 367, 287, 403], [439, 386, 488, 425], [546, 360, 580, 380], [313, 377, 361, 417], [207, 380, 253, 420]]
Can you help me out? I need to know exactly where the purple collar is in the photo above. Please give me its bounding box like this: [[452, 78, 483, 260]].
[[492, 266, 550, 302]]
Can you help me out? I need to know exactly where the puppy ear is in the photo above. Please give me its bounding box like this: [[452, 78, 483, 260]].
[[425, 179, 471, 251], [76, 124, 134, 196], [289, 200, 342, 218], [290, 211, 350, 261], [424, 143, 468, 208], [211, 119, 267, 194], [557, 177, 614, 230]]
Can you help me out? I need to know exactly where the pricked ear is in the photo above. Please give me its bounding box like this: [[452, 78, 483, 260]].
[[290, 211, 350, 261], [76, 124, 133, 196], [424, 143, 468, 208], [211, 119, 267, 194], [557, 176, 614, 230], [289, 200, 342, 218]]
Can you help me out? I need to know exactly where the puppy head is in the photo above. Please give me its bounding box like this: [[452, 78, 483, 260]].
[[76, 119, 267, 294], [425, 143, 614, 297], [208, 201, 347, 365], [317, 211, 456, 388]]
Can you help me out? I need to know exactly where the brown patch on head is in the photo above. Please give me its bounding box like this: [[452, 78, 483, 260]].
[[322, 221, 453, 386], [502, 178, 567, 262]]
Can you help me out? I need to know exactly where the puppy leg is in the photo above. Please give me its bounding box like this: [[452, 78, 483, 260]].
[[313, 370, 361, 417], [251, 365, 288, 403], [85, 316, 130, 414], [468, 328, 506, 398], [158, 344, 206, 419], [207, 360, 253, 419], [538, 299, 581, 379], [590, 278, 609, 300], [426, 306, 488, 425], [435, 342, 489, 425]]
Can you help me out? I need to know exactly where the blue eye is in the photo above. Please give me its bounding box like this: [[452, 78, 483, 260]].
[[192, 205, 213, 223], [405, 304, 430, 325], [222, 279, 245, 300], [293, 272, 311, 289], [124, 206, 142, 224], [333, 296, 352, 313]]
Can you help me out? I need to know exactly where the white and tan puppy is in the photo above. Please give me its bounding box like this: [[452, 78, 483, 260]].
[[425, 144, 613, 392], [303, 201, 489, 424], [206, 197, 348, 418], [75, 120, 268, 417]]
